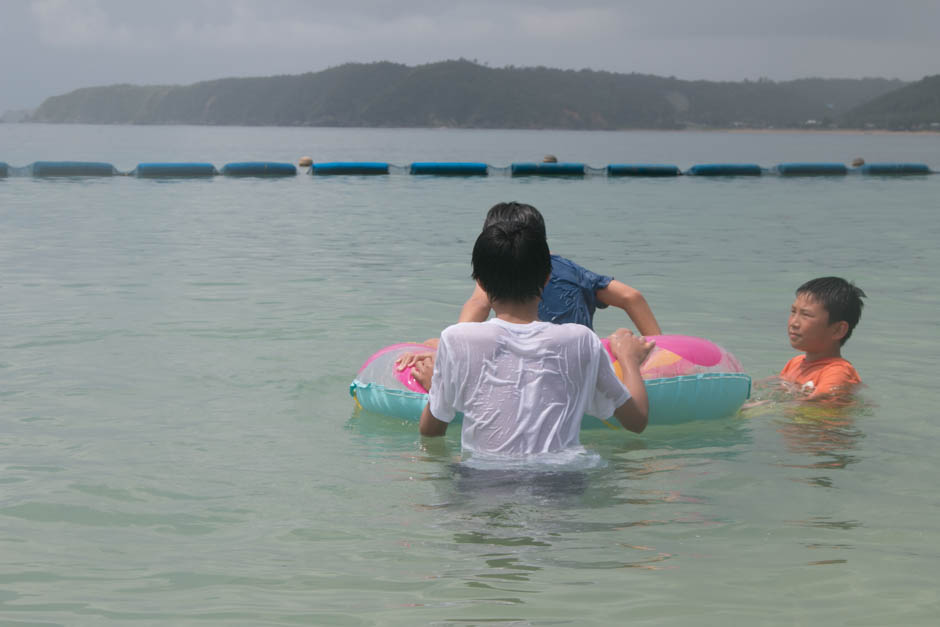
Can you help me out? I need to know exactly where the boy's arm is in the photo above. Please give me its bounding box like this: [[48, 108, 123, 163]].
[[419, 403, 449, 437], [458, 283, 491, 323], [608, 329, 654, 433], [419, 330, 457, 436], [596, 280, 662, 336]]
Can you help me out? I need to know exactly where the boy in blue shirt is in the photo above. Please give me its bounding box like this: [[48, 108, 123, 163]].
[[457, 202, 661, 334]]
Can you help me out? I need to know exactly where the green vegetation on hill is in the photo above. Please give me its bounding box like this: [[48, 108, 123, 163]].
[[30, 60, 911, 130], [842, 75, 940, 130]]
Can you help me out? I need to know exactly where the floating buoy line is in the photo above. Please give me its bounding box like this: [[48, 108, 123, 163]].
[[0, 160, 932, 179]]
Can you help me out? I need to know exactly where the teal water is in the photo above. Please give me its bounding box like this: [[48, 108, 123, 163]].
[[1, 125, 939, 625]]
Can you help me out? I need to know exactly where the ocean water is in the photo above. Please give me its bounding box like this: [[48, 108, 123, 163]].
[[1, 124, 939, 625]]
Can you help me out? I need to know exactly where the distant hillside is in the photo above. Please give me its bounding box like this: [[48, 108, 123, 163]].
[[842, 75, 940, 130], [31, 60, 909, 130]]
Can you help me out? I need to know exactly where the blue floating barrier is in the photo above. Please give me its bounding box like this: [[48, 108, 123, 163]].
[[511, 162, 585, 176], [0, 162, 8, 177], [859, 163, 930, 175], [133, 163, 218, 178], [607, 164, 681, 177], [776, 163, 848, 176], [409, 162, 488, 176], [221, 162, 296, 177], [687, 164, 762, 176], [312, 162, 390, 175], [30, 161, 117, 177]]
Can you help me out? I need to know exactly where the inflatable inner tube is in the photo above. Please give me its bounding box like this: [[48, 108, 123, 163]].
[[350, 335, 751, 427]]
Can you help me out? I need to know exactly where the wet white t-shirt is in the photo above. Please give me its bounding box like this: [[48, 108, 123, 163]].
[[428, 318, 630, 455]]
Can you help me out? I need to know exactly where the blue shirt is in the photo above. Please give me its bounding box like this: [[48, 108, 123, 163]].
[[538, 255, 612, 329]]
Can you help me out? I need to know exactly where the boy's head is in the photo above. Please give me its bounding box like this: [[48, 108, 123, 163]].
[[788, 277, 866, 352], [472, 203, 551, 304], [482, 202, 547, 240]]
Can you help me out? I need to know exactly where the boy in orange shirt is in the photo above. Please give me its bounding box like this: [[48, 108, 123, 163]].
[[781, 277, 866, 399]]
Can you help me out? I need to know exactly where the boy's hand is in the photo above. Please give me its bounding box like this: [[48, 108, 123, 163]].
[[608, 329, 653, 433], [395, 351, 434, 370], [396, 352, 436, 391], [412, 357, 433, 391], [607, 328, 655, 368]]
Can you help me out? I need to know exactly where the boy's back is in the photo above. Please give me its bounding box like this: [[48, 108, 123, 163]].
[[429, 318, 629, 455]]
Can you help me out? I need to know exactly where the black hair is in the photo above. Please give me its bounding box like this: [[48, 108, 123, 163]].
[[482, 202, 547, 240], [796, 277, 867, 345], [472, 219, 551, 305]]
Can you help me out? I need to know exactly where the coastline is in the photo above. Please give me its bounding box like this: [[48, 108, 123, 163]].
[[722, 127, 939, 136], [9, 120, 939, 135]]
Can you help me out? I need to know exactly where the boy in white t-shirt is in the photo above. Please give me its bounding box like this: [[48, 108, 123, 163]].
[[419, 206, 654, 455]]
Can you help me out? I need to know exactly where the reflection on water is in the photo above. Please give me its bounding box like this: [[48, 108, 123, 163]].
[[777, 411, 864, 471], [775, 394, 869, 484], [451, 466, 590, 504], [747, 383, 870, 566], [421, 446, 729, 591], [587, 416, 752, 456], [746, 378, 869, 477], [787, 517, 863, 530]]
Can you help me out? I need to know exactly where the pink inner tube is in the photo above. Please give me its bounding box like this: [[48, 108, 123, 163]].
[[602, 334, 723, 367], [374, 335, 740, 395]]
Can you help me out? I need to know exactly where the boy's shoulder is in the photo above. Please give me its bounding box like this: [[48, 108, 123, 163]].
[[554, 320, 599, 338], [783, 354, 856, 370], [550, 254, 591, 276], [781, 354, 806, 373], [548, 255, 612, 289], [548, 323, 607, 352], [441, 319, 595, 343], [440, 319, 543, 341], [817, 356, 859, 377], [440, 320, 492, 341]]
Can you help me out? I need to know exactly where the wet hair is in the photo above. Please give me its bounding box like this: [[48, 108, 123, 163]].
[[482, 202, 547, 240], [797, 277, 867, 345], [472, 218, 551, 304]]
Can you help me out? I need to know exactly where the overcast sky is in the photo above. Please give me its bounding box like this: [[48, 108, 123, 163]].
[[2, 0, 938, 111]]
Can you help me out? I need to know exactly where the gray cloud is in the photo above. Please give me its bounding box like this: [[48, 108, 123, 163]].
[[2, 0, 937, 111]]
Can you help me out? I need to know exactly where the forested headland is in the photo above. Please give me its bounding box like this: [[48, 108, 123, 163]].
[[26, 60, 939, 131]]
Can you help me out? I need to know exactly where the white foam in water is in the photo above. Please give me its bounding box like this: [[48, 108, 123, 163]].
[[459, 446, 607, 471]]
